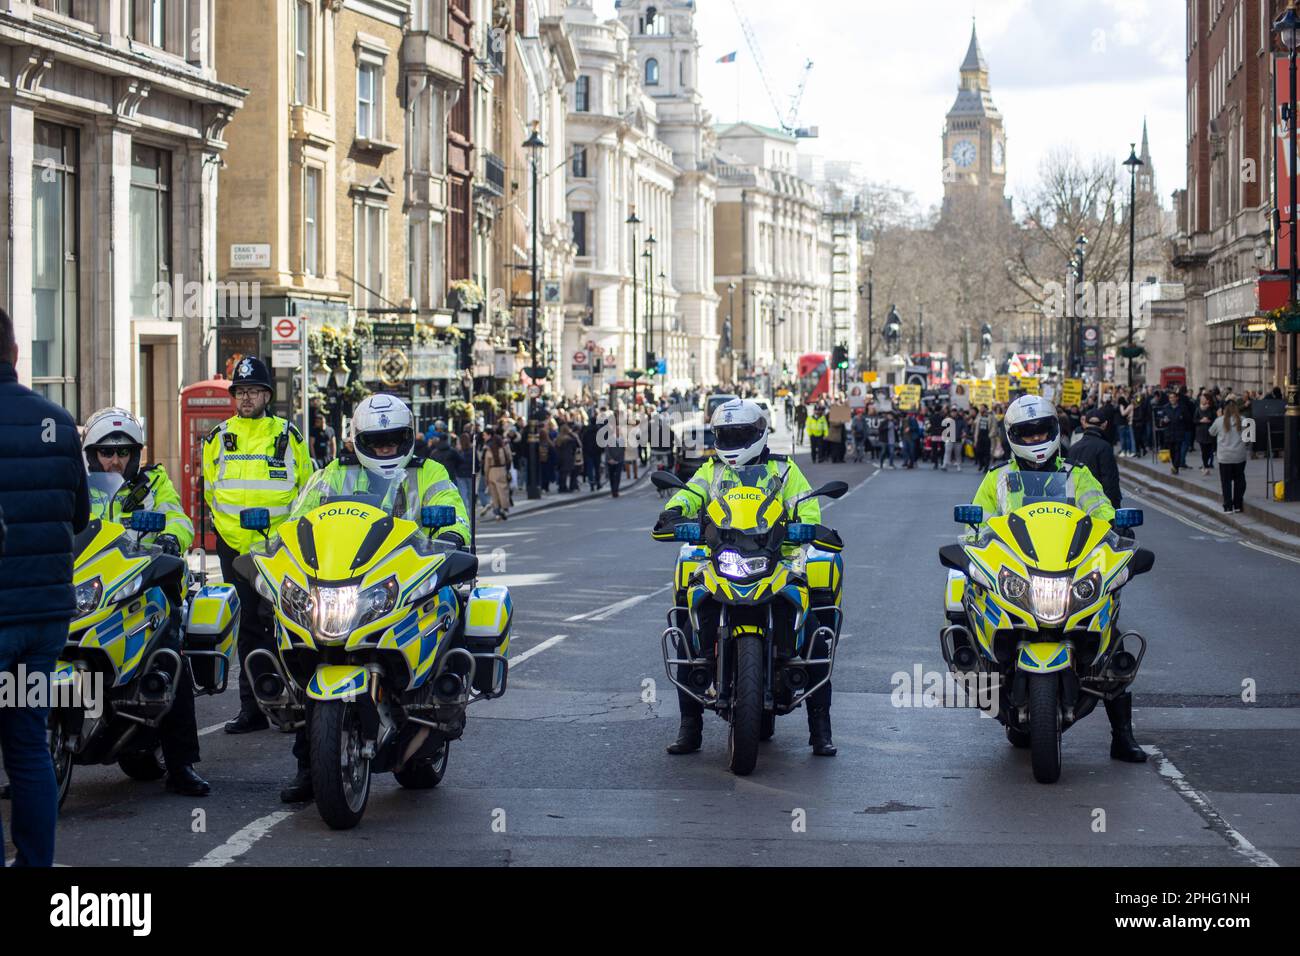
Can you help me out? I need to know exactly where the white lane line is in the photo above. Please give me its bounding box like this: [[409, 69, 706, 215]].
[[1126, 490, 1229, 538], [190, 810, 297, 868], [565, 584, 671, 622], [1144, 744, 1279, 868], [1239, 539, 1300, 565], [198, 722, 226, 737], [509, 633, 567, 666]]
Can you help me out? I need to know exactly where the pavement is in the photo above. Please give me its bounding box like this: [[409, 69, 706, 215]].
[[5, 419, 1298, 867]]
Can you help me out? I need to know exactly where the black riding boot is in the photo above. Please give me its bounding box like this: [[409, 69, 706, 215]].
[[1105, 692, 1147, 762], [807, 706, 837, 756], [666, 715, 703, 755]]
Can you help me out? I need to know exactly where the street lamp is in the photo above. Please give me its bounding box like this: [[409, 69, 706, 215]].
[[1123, 142, 1144, 391], [726, 281, 737, 386], [626, 206, 642, 403], [524, 119, 545, 500], [1276, 1, 1300, 500], [642, 232, 656, 393], [657, 268, 667, 389], [1072, 233, 1088, 377]]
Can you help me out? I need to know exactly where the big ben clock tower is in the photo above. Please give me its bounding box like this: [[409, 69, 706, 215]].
[[942, 22, 1007, 215]]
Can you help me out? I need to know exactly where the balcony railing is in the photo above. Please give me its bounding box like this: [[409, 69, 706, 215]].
[[479, 152, 506, 197]]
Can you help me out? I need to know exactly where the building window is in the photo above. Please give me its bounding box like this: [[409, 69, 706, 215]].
[[304, 167, 321, 276], [357, 61, 380, 140], [36, 0, 79, 16], [131, 0, 165, 47], [645, 58, 659, 86], [129, 144, 171, 318], [294, 0, 312, 106], [572, 145, 588, 178], [31, 122, 79, 418], [575, 74, 590, 112], [354, 200, 388, 308], [571, 210, 588, 257]]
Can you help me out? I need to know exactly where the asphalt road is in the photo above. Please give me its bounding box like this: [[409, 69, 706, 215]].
[[7, 427, 1299, 867]]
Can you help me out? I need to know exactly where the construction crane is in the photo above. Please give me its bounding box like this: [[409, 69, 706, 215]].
[[728, 0, 817, 137]]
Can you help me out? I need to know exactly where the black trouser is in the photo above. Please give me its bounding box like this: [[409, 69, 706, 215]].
[[607, 463, 622, 495], [158, 608, 200, 766], [216, 538, 273, 715], [1200, 439, 1216, 469], [1219, 461, 1246, 510]]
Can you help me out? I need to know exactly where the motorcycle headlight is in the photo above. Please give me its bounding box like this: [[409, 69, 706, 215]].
[[997, 567, 1031, 608], [1070, 572, 1101, 606], [313, 585, 359, 641], [1030, 575, 1070, 624], [280, 576, 315, 631], [354, 577, 398, 628], [75, 577, 103, 615], [716, 549, 769, 580]]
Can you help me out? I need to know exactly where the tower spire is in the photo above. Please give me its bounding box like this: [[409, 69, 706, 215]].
[[961, 20, 988, 74]]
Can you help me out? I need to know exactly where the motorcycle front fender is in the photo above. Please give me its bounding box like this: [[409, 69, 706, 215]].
[[306, 664, 370, 702], [1016, 641, 1072, 674]]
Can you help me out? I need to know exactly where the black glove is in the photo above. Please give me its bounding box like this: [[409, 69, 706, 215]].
[[436, 532, 465, 549], [653, 508, 686, 537], [155, 533, 181, 556]]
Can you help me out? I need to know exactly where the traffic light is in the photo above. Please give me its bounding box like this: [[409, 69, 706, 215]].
[[645, 350, 657, 369], [832, 343, 849, 370]]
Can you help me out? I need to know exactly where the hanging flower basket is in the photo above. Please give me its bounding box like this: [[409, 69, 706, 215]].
[[1119, 345, 1145, 359], [1264, 305, 1300, 334], [449, 280, 485, 312]]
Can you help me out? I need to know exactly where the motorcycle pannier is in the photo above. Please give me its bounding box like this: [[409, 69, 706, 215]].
[[464, 585, 512, 695], [184, 584, 240, 692]]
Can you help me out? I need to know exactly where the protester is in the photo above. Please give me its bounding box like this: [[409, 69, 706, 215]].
[[1210, 400, 1250, 513]]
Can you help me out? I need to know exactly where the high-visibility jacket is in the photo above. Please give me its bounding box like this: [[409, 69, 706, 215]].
[[971, 456, 1115, 530], [289, 457, 471, 547], [202, 415, 312, 553], [89, 466, 194, 551], [807, 415, 828, 438], [655, 454, 821, 535]]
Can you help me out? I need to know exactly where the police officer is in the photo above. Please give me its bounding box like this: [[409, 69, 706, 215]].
[[806, 404, 828, 463], [652, 399, 840, 757], [202, 356, 312, 735], [277, 393, 470, 803], [82, 407, 210, 796]]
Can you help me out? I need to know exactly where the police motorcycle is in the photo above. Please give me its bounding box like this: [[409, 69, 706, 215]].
[[651, 467, 847, 775], [938, 471, 1155, 783], [50, 473, 238, 805], [236, 466, 511, 829]]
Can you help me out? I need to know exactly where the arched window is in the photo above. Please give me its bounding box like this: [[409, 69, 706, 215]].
[[645, 58, 659, 86]]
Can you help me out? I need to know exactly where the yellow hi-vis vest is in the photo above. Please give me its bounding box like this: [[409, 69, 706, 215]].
[[201, 415, 312, 553]]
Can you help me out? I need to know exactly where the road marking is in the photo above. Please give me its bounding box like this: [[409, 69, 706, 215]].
[[1144, 744, 1278, 868], [1239, 539, 1300, 565], [1126, 490, 1229, 538], [198, 722, 226, 737], [509, 633, 567, 666], [565, 584, 671, 622], [190, 810, 297, 868], [475, 572, 559, 588]]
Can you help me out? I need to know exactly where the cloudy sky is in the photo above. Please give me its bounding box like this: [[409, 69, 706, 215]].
[[591, 0, 1186, 215]]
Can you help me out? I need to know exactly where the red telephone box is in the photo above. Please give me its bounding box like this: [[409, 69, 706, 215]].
[[180, 379, 236, 551], [1159, 366, 1187, 390]]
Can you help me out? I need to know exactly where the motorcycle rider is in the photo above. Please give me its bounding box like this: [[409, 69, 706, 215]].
[[82, 407, 210, 796], [202, 356, 313, 736], [652, 398, 838, 757], [969, 394, 1145, 763], [277, 393, 471, 803]]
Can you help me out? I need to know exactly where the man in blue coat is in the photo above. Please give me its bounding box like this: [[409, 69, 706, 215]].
[[0, 308, 90, 866]]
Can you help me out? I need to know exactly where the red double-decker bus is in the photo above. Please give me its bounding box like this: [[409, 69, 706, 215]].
[[797, 353, 831, 403], [909, 352, 951, 390]]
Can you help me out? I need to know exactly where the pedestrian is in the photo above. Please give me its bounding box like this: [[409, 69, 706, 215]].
[[1068, 408, 1122, 510], [974, 405, 992, 472], [0, 307, 90, 866], [604, 420, 626, 497], [941, 406, 963, 472], [1195, 392, 1217, 475], [1131, 393, 1150, 457], [205, 356, 313, 748], [1210, 400, 1250, 513], [555, 422, 579, 493], [794, 402, 807, 445], [310, 409, 336, 467], [581, 416, 602, 490], [807, 405, 827, 462], [485, 433, 513, 520]]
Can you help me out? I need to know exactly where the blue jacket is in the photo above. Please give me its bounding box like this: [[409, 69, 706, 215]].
[[0, 362, 90, 623]]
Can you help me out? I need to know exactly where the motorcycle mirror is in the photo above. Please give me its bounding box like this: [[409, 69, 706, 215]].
[[811, 481, 849, 500], [650, 470, 686, 492]]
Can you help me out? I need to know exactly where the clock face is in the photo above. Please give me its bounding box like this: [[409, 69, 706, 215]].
[[952, 139, 977, 168], [992, 138, 1005, 169]]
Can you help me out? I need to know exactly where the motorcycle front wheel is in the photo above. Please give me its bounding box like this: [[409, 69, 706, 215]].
[[727, 637, 763, 776], [47, 715, 73, 808], [394, 739, 449, 790], [311, 700, 371, 829], [118, 745, 166, 781], [1028, 673, 1062, 783]]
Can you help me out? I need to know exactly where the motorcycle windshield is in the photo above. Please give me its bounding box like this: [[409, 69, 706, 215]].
[[296, 465, 423, 523], [1008, 469, 1075, 507], [87, 471, 126, 500]]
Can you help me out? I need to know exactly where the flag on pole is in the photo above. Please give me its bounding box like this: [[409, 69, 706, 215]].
[[716, 51, 737, 63]]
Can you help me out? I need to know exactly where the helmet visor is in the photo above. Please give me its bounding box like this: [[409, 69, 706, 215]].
[[713, 423, 764, 452], [358, 427, 413, 458], [1007, 416, 1059, 447]]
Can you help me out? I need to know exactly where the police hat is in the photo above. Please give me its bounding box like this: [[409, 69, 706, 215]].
[[228, 355, 274, 395]]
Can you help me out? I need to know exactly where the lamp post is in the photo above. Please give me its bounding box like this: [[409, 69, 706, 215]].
[[642, 231, 656, 398], [523, 120, 545, 500], [1123, 143, 1144, 391], [657, 268, 667, 390], [727, 281, 736, 386], [1276, 2, 1300, 500], [1072, 233, 1087, 378], [626, 207, 642, 404]]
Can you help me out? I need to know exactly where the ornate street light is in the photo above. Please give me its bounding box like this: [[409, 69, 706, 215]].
[[1122, 143, 1145, 390], [1275, 1, 1300, 499], [523, 119, 545, 500]]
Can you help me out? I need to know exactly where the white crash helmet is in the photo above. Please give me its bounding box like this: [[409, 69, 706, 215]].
[[83, 407, 145, 474], [710, 398, 769, 466], [1004, 394, 1061, 467], [351, 393, 415, 480]]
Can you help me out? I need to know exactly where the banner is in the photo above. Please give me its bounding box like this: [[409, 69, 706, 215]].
[[951, 378, 973, 410], [893, 383, 921, 411], [1278, 54, 1295, 271], [971, 379, 995, 408], [1020, 375, 1040, 396], [995, 375, 1010, 403], [1061, 378, 1083, 407]]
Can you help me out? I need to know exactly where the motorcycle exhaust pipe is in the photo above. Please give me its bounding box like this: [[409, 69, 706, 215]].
[[254, 672, 286, 702], [139, 670, 172, 700], [434, 672, 464, 701]]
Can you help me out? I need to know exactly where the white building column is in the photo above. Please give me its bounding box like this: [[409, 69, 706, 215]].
[[0, 99, 35, 383]]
